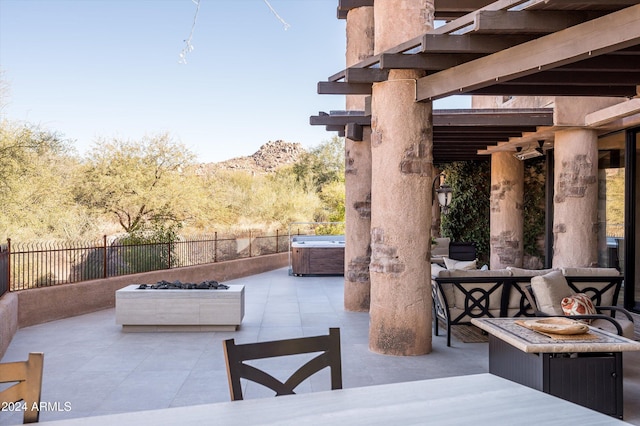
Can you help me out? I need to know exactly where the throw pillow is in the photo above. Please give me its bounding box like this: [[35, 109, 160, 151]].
[[530, 270, 572, 316], [431, 263, 447, 278], [561, 293, 596, 324], [443, 257, 477, 270]]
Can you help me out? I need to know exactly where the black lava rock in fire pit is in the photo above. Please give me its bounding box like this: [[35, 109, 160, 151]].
[[136, 280, 229, 290]]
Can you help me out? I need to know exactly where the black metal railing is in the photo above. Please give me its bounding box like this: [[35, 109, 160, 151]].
[[2, 230, 296, 292], [0, 243, 8, 297]]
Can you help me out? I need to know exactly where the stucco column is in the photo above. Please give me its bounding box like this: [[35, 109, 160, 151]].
[[344, 6, 374, 312], [552, 129, 599, 267], [369, 0, 434, 356], [490, 152, 524, 268]]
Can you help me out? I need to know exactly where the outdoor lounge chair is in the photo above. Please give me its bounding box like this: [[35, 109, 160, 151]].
[[0, 352, 44, 424], [223, 328, 342, 401]]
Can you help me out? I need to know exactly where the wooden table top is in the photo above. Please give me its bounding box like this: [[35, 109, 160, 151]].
[[37, 374, 629, 425]]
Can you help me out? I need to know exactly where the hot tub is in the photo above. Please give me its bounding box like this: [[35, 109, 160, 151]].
[[290, 236, 345, 276]]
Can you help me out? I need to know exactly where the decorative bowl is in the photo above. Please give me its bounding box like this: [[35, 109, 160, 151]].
[[521, 317, 589, 335]]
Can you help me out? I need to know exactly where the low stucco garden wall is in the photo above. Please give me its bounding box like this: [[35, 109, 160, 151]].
[[0, 252, 288, 357]]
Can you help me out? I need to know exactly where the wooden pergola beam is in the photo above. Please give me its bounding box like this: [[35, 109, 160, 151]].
[[421, 34, 535, 54], [380, 53, 484, 70], [310, 113, 371, 126], [585, 98, 640, 128], [473, 10, 602, 34], [345, 68, 389, 83], [433, 109, 553, 126], [416, 4, 640, 101], [318, 82, 372, 95]]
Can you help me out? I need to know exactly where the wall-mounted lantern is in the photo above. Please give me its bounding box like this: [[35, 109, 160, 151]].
[[433, 173, 453, 214]]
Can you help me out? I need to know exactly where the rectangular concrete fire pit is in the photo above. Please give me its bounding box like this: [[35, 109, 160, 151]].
[[115, 284, 244, 332]]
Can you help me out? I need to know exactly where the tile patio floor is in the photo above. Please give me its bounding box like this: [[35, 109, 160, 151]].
[[2, 267, 639, 424]]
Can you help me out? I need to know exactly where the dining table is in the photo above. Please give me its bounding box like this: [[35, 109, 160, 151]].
[[34, 373, 630, 425]]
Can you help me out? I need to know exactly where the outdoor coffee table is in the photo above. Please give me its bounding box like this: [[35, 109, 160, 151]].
[[471, 317, 640, 419]]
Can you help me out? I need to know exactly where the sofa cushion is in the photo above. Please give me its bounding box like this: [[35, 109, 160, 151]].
[[562, 267, 620, 306], [446, 269, 513, 278], [433, 269, 454, 309], [506, 267, 560, 277], [531, 271, 573, 316], [444, 257, 477, 270], [562, 267, 620, 276]]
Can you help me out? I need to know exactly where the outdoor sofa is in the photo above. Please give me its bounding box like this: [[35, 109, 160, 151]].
[[432, 265, 630, 346]]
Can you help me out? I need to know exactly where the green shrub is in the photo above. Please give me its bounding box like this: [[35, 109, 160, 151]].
[[440, 162, 491, 265]]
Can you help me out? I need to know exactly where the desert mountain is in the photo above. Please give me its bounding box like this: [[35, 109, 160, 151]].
[[198, 140, 305, 175]]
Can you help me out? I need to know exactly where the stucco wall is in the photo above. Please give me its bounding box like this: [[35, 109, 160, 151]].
[[0, 292, 18, 359], [0, 253, 288, 357]]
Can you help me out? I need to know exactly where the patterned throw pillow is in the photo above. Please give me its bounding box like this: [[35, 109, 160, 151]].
[[561, 293, 596, 324]]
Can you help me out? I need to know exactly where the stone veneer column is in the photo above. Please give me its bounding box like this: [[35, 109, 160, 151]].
[[344, 6, 374, 312], [369, 0, 434, 355], [490, 152, 524, 269], [552, 129, 599, 267]]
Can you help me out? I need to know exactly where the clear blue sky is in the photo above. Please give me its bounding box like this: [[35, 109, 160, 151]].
[[0, 0, 469, 163]]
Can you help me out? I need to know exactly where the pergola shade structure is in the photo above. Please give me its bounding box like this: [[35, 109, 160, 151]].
[[317, 0, 640, 162], [326, 0, 640, 99], [310, 109, 554, 162]]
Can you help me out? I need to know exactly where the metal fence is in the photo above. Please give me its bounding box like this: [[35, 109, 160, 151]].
[[2, 230, 294, 293], [0, 245, 8, 297]]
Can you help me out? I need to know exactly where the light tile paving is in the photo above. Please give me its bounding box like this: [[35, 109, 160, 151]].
[[1, 267, 639, 424]]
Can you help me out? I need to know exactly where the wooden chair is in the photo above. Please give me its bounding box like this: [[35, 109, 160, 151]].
[[223, 328, 342, 401], [0, 352, 44, 424]]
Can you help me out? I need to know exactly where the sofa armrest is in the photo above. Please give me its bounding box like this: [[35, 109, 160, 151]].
[[595, 305, 634, 322]]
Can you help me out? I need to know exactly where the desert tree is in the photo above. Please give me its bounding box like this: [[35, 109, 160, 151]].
[[0, 119, 82, 239], [75, 133, 200, 234]]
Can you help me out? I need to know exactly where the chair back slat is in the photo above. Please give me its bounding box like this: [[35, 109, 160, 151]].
[[240, 364, 294, 396], [223, 328, 341, 401]]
